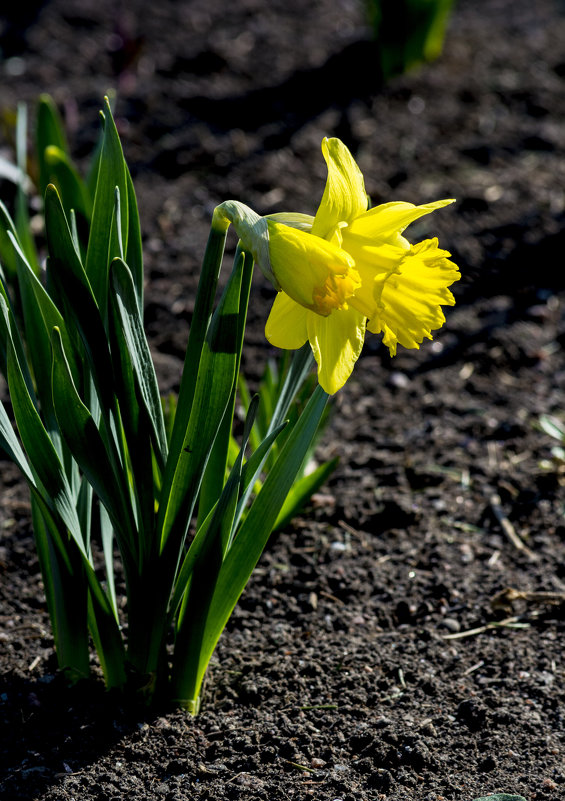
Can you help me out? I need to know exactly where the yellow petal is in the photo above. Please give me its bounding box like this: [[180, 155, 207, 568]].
[[267, 221, 360, 315], [367, 238, 460, 355], [265, 291, 308, 350], [311, 138, 368, 240], [307, 307, 367, 394], [345, 199, 455, 248]]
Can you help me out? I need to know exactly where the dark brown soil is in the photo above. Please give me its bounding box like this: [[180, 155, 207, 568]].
[[1, 0, 565, 799]]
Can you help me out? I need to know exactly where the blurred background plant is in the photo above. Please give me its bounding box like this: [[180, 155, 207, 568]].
[[366, 0, 456, 80]]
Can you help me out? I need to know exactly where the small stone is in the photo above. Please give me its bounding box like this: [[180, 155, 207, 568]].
[[388, 371, 409, 388]]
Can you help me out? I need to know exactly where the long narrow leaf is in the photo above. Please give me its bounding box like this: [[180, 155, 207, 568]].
[[50, 327, 137, 566], [2, 302, 85, 551], [0, 199, 21, 280], [14, 103, 39, 274], [110, 257, 168, 468], [0, 395, 35, 485], [170, 385, 328, 708], [158, 252, 244, 555], [85, 97, 128, 316], [99, 503, 118, 617], [125, 164, 144, 306], [31, 485, 126, 688], [168, 395, 261, 626], [42, 145, 92, 222], [231, 343, 315, 533], [198, 247, 253, 522], [44, 185, 115, 415], [30, 497, 90, 682], [0, 271, 35, 399], [9, 230, 80, 426], [36, 93, 71, 198]]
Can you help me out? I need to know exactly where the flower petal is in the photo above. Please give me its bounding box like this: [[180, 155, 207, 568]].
[[311, 138, 368, 240], [265, 291, 309, 350], [345, 199, 455, 247], [307, 307, 367, 394], [367, 238, 460, 355]]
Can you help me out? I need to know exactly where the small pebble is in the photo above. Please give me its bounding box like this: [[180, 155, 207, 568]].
[[389, 371, 409, 388]]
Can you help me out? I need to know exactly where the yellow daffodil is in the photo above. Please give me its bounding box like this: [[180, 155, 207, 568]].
[[216, 138, 459, 394]]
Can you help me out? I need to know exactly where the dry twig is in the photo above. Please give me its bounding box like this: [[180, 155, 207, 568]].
[[489, 493, 537, 561]]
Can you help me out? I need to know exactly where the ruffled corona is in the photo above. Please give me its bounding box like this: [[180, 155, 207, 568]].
[[368, 238, 460, 355]]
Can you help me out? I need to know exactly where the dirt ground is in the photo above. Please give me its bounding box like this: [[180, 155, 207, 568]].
[[1, 0, 564, 799]]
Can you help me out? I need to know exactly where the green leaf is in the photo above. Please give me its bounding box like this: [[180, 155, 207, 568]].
[[0, 297, 85, 551], [44, 184, 115, 416], [0, 199, 21, 280], [85, 97, 128, 317], [239, 421, 288, 497], [9, 230, 79, 429], [36, 95, 90, 227], [5, 355, 82, 549], [31, 486, 125, 688], [50, 327, 137, 565], [99, 503, 118, 616], [86, 592, 126, 690], [369, 0, 455, 79], [125, 163, 144, 306], [170, 385, 328, 709], [14, 102, 39, 274], [42, 145, 92, 222], [107, 257, 165, 562], [169, 394, 262, 626], [0, 394, 35, 485], [232, 418, 288, 526], [36, 94, 71, 197], [0, 267, 35, 396], [110, 257, 168, 468], [198, 247, 253, 523], [231, 343, 315, 533], [158, 251, 245, 555], [30, 496, 90, 682]]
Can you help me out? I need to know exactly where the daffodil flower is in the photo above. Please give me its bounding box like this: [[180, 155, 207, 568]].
[[216, 138, 459, 394]]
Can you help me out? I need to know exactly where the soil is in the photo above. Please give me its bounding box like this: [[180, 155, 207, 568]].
[[1, 0, 565, 799]]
